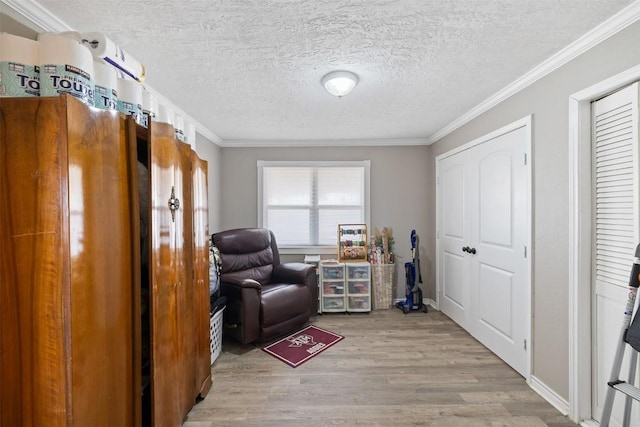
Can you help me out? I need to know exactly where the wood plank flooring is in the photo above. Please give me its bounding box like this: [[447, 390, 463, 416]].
[[183, 309, 575, 427]]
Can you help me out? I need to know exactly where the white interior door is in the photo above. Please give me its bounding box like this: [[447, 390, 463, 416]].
[[438, 155, 470, 329], [591, 82, 640, 426], [471, 127, 528, 376], [437, 119, 530, 377]]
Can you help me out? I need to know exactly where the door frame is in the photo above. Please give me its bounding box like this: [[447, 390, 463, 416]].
[[435, 115, 533, 381], [568, 64, 640, 425]]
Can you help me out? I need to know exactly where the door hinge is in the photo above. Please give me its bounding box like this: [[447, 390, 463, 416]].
[[436, 230, 440, 239], [524, 246, 527, 258], [523, 339, 527, 350], [524, 153, 527, 165]]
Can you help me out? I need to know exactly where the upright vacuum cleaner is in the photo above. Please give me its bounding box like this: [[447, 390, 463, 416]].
[[397, 229, 428, 314]]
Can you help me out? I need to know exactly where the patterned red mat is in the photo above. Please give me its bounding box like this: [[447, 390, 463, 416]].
[[262, 325, 344, 368]]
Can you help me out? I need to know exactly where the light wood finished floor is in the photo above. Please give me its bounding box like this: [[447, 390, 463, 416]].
[[183, 309, 576, 427]]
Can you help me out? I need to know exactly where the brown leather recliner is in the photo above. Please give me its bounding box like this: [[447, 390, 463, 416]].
[[212, 228, 318, 344]]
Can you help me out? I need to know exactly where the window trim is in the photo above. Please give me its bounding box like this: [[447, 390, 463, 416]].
[[257, 160, 371, 254]]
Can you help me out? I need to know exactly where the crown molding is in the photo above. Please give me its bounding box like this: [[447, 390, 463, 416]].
[[1, 0, 72, 32], [142, 87, 223, 146], [4, 0, 639, 148], [219, 138, 429, 148], [1, 0, 224, 147], [427, 0, 640, 145]]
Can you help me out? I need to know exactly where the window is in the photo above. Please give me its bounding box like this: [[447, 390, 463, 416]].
[[258, 161, 370, 252]]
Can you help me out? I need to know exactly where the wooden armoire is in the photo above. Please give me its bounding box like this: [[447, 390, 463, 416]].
[[0, 94, 212, 427]]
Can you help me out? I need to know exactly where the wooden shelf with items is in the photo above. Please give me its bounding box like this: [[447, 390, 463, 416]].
[[338, 224, 368, 262]]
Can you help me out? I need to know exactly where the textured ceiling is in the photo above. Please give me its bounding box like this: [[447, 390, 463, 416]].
[[16, 0, 639, 144]]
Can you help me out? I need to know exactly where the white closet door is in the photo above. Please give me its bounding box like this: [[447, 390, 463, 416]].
[[438, 154, 471, 329], [591, 82, 640, 426], [471, 128, 528, 377], [437, 121, 530, 377]]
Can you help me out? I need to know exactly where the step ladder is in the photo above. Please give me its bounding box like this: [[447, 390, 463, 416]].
[[600, 243, 640, 427]]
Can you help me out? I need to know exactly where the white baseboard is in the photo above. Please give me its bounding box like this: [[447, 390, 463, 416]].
[[391, 296, 570, 419], [529, 375, 570, 416], [391, 298, 570, 418]]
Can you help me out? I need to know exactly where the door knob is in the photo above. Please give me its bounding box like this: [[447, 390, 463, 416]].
[[462, 246, 470, 253], [469, 247, 477, 254]]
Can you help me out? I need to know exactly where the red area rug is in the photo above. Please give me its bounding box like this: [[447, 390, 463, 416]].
[[262, 325, 344, 368]]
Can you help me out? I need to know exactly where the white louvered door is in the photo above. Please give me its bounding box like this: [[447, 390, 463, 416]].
[[591, 82, 640, 426]]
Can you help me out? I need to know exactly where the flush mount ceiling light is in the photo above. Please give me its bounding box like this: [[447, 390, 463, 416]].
[[321, 70, 359, 98]]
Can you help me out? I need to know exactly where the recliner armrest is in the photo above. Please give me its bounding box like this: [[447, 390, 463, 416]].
[[272, 263, 315, 284], [220, 276, 262, 290], [272, 263, 318, 315], [219, 277, 262, 344]]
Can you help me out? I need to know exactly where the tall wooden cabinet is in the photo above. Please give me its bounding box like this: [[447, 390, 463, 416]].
[[0, 95, 211, 427], [141, 118, 212, 426]]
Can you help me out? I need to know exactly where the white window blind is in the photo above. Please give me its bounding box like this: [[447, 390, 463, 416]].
[[258, 161, 370, 248], [593, 83, 639, 289]]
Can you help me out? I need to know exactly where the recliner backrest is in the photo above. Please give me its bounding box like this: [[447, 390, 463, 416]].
[[212, 228, 276, 286]]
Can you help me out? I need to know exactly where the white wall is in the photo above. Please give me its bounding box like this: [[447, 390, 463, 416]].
[[428, 20, 640, 403], [195, 134, 222, 234], [219, 145, 431, 300]]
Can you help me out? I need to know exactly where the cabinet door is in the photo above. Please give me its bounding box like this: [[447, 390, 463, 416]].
[[149, 122, 186, 427], [67, 102, 140, 426], [177, 141, 197, 417], [191, 151, 212, 397], [1, 97, 70, 427], [0, 95, 138, 427]]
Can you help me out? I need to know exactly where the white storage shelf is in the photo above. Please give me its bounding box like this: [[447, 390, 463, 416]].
[[346, 263, 371, 312], [320, 263, 346, 313], [320, 261, 371, 313]]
